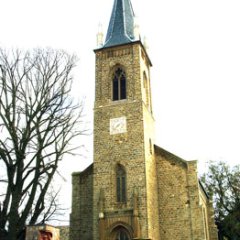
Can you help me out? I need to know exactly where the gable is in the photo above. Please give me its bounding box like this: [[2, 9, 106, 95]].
[[154, 144, 189, 169]]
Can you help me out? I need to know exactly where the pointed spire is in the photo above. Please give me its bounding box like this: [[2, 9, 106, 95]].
[[103, 0, 139, 48]]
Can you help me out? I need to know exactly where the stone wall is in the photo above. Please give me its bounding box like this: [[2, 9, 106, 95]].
[[93, 42, 156, 239], [155, 146, 218, 240], [92, 5, 162, 239], [155, 146, 193, 239], [70, 39, 218, 240], [70, 165, 93, 240]]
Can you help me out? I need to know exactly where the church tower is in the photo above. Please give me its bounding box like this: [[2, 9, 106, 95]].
[[93, 0, 159, 239], [70, 0, 219, 239]]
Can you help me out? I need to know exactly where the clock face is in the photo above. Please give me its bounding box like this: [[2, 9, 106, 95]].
[[110, 117, 127, 135]]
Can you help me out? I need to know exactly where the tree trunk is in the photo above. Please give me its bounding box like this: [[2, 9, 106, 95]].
[[7, 202, 20, 240], [7, 224, 18, 240], [0, 48, 85, 238]]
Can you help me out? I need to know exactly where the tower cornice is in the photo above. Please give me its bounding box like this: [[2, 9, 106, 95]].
[[94, 40, 152, 67]]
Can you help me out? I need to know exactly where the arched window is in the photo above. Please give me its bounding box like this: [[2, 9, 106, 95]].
[[149, 138, 153, 154], [143, 71, 150, 108], [112, 68, 126, 101], [116, 164, 126, 202], [116, 229, 130, 240]]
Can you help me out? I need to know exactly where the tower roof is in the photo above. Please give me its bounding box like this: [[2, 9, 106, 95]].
[[103, 0, 137, 48]]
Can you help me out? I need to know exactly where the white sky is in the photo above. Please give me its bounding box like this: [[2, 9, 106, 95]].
[[1, 0, 240, 224]]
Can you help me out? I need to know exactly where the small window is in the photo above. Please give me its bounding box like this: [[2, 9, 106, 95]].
[[143, 71, 150, 108], [113, 68, 126, 101], [149, 139, 152, 154], [116, 164, 127, 202]]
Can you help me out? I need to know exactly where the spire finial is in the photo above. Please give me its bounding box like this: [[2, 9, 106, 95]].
[[96, 23, 104, 47], [134, 16, 140, 40], [143, 36, 149, 52]]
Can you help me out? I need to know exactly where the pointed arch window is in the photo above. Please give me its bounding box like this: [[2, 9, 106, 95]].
[[113, 68, 126, 101], [143, 71, 150, 108], [116, 229, 130, 240], [116, 164, 126, 202], [111, 226, 131, 240]]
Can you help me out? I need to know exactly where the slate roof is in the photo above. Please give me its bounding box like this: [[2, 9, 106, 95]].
[[103, 0, 137, 48]]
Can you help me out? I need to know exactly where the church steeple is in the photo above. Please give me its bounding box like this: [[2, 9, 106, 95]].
[[103, 0, 139, 48]]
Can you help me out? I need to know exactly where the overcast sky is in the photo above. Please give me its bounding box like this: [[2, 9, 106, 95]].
[[1, 0, 240, 223]]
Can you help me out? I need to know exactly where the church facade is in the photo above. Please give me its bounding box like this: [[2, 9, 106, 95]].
[[70, 0, 218, 239]]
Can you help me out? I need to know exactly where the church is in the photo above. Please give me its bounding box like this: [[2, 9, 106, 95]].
[[69, 0, 218, 239]]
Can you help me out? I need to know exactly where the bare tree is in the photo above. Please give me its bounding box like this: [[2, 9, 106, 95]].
[[0, 48, 86, 240]]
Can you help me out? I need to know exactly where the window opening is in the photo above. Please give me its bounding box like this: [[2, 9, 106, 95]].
[[149, 139, 152, 154], [113, 68, 126, 101], [116, 164, 126, 202], [143, 71, 150, 108], [116, 230, 130, 240]]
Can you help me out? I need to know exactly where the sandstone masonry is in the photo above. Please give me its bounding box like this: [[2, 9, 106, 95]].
[[69, 0, 219, 239]]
